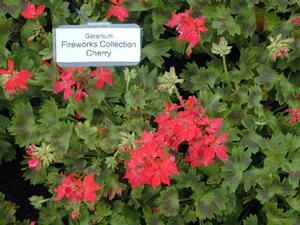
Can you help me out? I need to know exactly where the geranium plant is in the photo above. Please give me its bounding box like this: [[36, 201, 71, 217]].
[[0, 0, 299, 224]]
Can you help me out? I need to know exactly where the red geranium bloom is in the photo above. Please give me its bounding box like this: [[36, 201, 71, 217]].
[[167, 9, 207, 56], [90, 67, 112, 89], [22, 1, 45, 19], [124, 134, 179, 189], [53, 68, 76, 100], [0, 60, 33, 94], [107, 0, 128, 22], [54, 173, 101, 204], [291, 16, 300, 25]]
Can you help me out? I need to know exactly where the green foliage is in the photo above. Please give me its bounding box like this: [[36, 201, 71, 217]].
[[9, 102, 40, 147]]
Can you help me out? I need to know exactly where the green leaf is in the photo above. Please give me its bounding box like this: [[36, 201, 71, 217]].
[[0, 192, 17, 224], [221, 146, 252, 193], [45, 121, 72, 152], [49, 0, 70, 27], [281, 156, 300, 189], [93, 204, 112, 223], [256, 180, 295, 204], [125, 85, 146, 110], [174, 169, 201, 191], [255, 65, 279, 91], [248, 85, 262, 109], [9, 102, 40, 147], [75, 121, 98, 150], [38, 98, 66, 127], [142, 39, 170, 67], [210, 6, 241, 36], [151, 10, 168, 40], [158, 186, 179, 217], [233, 3, 256, 38], [264, 202, 298, 225], [129, 1, 159, 11], [0, 0, 21, 18], [38, 202, 64, 225], [276, 76, 297, 105], [194, 188, 227, 220], [243, 214, 258, 225], [0, 16, 12, 56]]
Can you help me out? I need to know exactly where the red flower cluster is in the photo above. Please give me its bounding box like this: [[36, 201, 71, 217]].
[[53, 66, 112, 103], [0, 60, 33, 94], [107, 0, 128, 22], [167, 9, 207, 56], [26, 145, 40, 170], [124, 131, 179, 189], [124, 96, 228, 189], [54, 173, 101, 218], [22, 1, 45, 19]]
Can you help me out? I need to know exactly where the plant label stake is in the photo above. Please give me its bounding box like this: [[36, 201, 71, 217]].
[[53, 22, 141, 67]]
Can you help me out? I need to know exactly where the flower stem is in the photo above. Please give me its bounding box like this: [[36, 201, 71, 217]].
[[222, 55, 231, 89], [173, 85, 184, 105]]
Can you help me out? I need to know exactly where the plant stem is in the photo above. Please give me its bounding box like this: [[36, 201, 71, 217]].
[[179, 197, 193, 202], [173, 85, 184, 105], [222, 55, 231, 89]]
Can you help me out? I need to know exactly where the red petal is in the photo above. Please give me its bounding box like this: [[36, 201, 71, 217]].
[[7, 60, 14, 72], [291, 17, 300, 25], [95, 78, 104, 89], [63, 86, 73, 100], [4, 79, 16, 94], [0, 69, 10, 75], [22, 1, 36, 19], [16, 70, 33, 79], [35, 5, 45, 17], [151, 174, 161, 189], [215, 145, 228, 161], [22, 11, 33, 19]]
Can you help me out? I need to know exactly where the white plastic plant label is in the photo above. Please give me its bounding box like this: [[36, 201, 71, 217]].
[[53, 23, 141, 67]]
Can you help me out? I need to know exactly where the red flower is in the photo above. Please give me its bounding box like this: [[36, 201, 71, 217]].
[[90, 67, 112, 89], [107, 0, 128, 22], [53, 68, 76, 100], [25, 145, 40, 170], [71, 210, 79, 219], [22, 1, 45, 19], [291, 16, 300, 25], [54, 173, 101, 204], [288, 107, 300, 123], [74, 83, 88, 103], [167, 9, 207, 56], [54, 173, 82, 202], [0, 60, 33, 94], [83, 173, 101, 204], [28, 158, 39, 169], [124, 134, 179, 189]]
